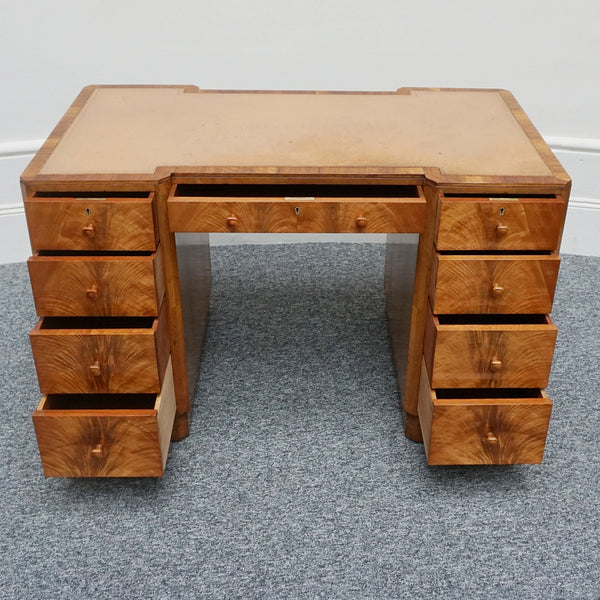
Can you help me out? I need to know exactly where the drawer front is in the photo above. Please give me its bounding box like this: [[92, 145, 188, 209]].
[[29, 302, 169, 394], [32, 357, 176, 477], [418, 361, 552, 465], [28, 247, 164, 317], [436, 196, 566, 251], [25, 195, 157, 251], [430, 254, 560, 314], [168, 199, 426, 233], [424, 311, 558, 388]]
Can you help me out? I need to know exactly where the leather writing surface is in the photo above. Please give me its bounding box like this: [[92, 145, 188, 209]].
[[39, 88, 551, 177]]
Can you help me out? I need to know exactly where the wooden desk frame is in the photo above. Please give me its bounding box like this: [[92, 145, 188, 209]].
[[22, 86, 570, 474]]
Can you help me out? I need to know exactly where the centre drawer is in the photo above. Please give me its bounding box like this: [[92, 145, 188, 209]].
[[29, 300, 170, 394], [28, 247, 164, 317], [32, 357, 176, 477], [423, 309, 557, 388], [429, 253, 561, 314], [418, 361, 552, 465], [167, 184, 426, 233]]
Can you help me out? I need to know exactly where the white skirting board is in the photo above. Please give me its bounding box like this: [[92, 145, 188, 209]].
[[1, 139, 599, 263]]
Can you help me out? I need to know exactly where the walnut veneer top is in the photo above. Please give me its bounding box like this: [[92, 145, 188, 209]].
[[26, 86, 568, 184]]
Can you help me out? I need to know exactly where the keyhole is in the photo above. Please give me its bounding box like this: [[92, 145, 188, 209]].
[[85, 208, 91, 216], [499, 207, 505, 216], [295, 206, 300, 215]]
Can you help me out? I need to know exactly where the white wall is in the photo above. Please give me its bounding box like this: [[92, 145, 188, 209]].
[[1, 0, 599, 261]]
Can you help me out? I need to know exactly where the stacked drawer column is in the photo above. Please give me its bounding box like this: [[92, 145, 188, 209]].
[[418, 193, 567, 464], [25, 191, 175, 477]]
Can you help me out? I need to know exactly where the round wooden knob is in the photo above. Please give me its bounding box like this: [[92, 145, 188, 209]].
[[495, 224, 509, 237], [226, 215, 239, 229], [489, 357, 503, 372], [86, 284, 98, 300], [89, 361, 102, 376], [356, 216, 368, 229], [491, 284, 504, 297], [82, 224, 95, 237], [485, 432, 498, 444], [91, 443, 103, 458]]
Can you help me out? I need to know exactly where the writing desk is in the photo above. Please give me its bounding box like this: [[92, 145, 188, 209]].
[[22, 86, 570, 476]]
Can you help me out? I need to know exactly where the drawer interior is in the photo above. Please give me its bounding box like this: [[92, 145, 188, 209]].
[[32, 191, 151, 199], [36, 316, 155, 330], [434, 388, 545, 400], [435, 314, 551, 325], [39, 393, 158, 411], [172, 183, 422, 199]]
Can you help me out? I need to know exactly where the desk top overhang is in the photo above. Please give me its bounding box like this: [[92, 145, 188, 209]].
[[22, 86, 570, 190]]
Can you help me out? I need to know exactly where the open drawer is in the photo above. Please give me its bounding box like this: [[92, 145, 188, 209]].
[[32, 357, 176, 477], [418, 360, 552, 465], [29, 300, 169, 394], [423, 309, 558, 388], [167, 183, 426, 233]]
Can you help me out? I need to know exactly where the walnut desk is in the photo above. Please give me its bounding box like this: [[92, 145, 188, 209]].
[[21, 86, 570, 476]]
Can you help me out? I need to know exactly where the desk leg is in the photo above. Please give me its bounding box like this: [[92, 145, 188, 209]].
[[384, 233, 421, 441], [156, 183, 210, 441]]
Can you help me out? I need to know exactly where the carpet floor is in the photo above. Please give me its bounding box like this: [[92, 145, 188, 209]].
[[0, 244, 598, 599]]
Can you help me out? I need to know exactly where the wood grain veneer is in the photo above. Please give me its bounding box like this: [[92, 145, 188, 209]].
[[436, 195, 567, 251], [27, 246, 164, 317], [429, 254, 561, 314], [32, 356, 176, 477], [418, 360, 552, 465], [423, 309, 558, 388], [25, 194, 157, 252], [30, 299, 170, 394]]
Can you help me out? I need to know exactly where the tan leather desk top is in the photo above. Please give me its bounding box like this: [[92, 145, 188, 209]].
[[25, 87, 567, 185]]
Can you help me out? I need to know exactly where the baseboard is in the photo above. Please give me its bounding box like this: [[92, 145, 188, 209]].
[[1, 137, 599, 263]]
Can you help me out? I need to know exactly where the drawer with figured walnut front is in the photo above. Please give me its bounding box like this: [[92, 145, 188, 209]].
[[418, 193, 566, 465], [26, 190, 175, 477]]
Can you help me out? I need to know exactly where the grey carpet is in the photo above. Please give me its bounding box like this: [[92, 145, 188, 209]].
[[0, 244, 598, 599]]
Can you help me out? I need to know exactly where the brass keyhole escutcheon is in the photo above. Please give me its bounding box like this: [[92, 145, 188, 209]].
[[295, 206, 300, 215], [85, 208, 91, 216], [91, 443, 103, 458]]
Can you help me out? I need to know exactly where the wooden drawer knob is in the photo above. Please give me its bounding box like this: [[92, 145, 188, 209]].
[[485, 431, 498, 444], [89, 361, 102, 376], [356, 215, 368, 229], [495, 224, 509, 237], [91, 443, 103, 458], [86, 284, 98, 300], [491, 284, 505, 297], [82, 224, 95, 237], [489, 357, 503, 372], [226, 215, 239, 229]]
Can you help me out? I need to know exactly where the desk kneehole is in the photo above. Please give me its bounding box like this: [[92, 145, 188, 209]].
[[32, 357, 176, 477], [417, 360, 552, 465]]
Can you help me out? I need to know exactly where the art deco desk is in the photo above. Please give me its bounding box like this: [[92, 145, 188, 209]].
[[21, 86, 570, 476]]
